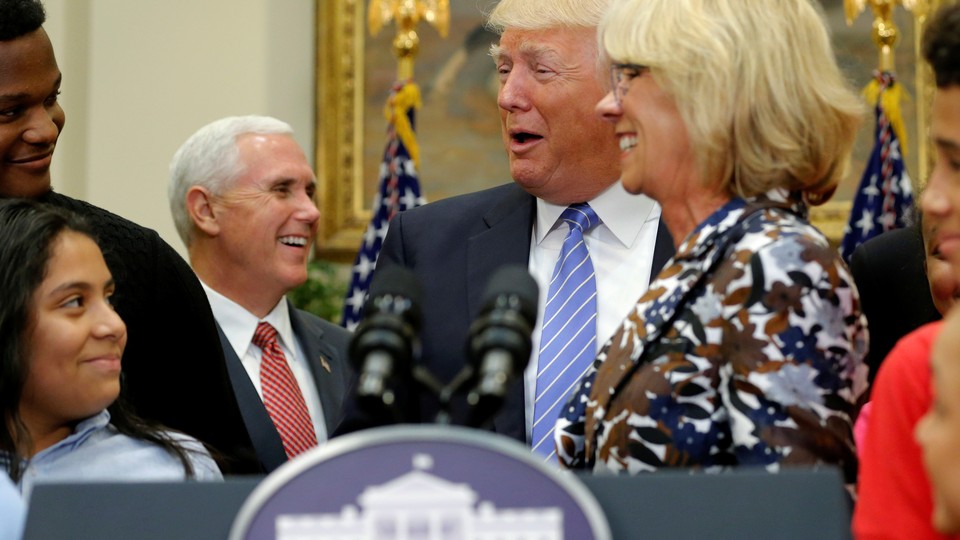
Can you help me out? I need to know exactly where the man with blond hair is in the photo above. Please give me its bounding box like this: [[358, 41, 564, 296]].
[[339, 0, 674, 463]]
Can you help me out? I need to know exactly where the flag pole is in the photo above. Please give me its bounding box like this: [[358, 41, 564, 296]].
[[839, 0, 924, 261], [341, 1, 449, 329]]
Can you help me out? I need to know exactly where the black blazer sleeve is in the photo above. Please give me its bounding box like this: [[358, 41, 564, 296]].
[[849, 225, 940, 384]]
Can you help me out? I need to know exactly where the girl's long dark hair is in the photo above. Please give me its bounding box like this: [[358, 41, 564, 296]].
[[0, 199, 199, 481]]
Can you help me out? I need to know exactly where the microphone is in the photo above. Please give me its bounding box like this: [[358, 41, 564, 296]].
[[349, 265, 423, 421], [465, 265, 539, 428]]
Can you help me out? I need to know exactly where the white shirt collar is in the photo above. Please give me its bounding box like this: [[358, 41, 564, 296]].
[[533, 180, 657, 248], [200, 281, 295, 359]]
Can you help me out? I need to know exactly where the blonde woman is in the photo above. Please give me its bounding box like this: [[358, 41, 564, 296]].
[[556, 0, 867, 480]]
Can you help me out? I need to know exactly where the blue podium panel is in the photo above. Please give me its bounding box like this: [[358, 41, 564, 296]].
[[23, 479, 260, 540], [580, 468, 852, 540]]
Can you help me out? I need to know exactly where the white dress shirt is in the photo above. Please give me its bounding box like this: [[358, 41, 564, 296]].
[[524, 181, 662, 440], [201, 282, 328, 442]]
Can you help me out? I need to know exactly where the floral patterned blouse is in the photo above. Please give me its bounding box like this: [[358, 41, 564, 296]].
[[555, 193, 868, 482]]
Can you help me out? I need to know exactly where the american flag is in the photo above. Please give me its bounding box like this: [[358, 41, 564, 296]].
[[341, 80, 426, 330], [840, 71, 915, 262]]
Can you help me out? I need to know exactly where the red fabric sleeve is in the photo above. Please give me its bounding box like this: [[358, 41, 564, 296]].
[[853, 321, 958, 540]]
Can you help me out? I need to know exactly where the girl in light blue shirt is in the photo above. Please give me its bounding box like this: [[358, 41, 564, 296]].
[[0, 200, 221, 498]]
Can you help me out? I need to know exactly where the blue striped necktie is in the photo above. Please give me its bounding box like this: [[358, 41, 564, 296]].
[[532, 203, 599, 462]]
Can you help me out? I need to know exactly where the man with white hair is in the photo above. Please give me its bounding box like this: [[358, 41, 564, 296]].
[[170, 116, 351, 472], [338, 0, 674, 464]]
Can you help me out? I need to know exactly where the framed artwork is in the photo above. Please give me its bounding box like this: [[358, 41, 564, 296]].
[[315, 0, 941, 260], [315, 0, 505, 261]]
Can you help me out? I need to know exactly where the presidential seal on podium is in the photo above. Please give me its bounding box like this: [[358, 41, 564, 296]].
[[230, 426, 611, 540]]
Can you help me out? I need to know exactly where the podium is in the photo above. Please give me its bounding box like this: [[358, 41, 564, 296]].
[[579, 469, 852, 539], [23, 428, 852, 540]]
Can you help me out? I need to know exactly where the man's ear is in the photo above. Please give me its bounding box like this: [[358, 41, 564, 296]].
[[185, 186, 220, 237]]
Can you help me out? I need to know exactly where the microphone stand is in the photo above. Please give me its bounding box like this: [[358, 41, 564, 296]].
[[412, 364, 477, 427]]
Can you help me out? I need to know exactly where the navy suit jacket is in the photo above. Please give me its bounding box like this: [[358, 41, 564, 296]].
[[337, 182, 674, 442], [219, 301, 352, 472]]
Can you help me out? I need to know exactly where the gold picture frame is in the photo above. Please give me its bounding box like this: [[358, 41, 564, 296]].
[[315, 0, 940, 260], [315, 0, 367, 262]]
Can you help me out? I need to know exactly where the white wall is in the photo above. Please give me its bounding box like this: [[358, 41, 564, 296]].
[[43, 0, 316, 255]]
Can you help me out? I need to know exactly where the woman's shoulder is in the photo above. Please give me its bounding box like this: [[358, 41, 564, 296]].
[[735, 209, 847, 273], [151, 430, 224, 481], [718, 218, 820, 274], [40, 422, 222, 482], [740, 206, 829, 247]]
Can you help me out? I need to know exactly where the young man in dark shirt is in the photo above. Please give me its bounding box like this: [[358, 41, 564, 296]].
[[0, 0, 259, 473]]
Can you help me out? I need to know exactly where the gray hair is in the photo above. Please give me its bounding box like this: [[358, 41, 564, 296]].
[[168, 115, 293, 246]]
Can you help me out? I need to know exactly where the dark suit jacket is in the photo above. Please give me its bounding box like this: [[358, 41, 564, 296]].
[[849, 225, 940, 385], [219, 301, 352, 472], [337, 182, 674, 441]]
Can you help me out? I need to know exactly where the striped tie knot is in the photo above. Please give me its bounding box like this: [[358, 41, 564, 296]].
[[532, 202, 600, 464], [560, 203, 598, 234]]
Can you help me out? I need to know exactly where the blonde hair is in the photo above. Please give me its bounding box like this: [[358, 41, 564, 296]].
[[600, 0, 863, 204], [486, 0, 611, 33]]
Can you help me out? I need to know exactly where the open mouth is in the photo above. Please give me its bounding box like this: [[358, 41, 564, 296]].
[[279, 236, 308, 247], [511, 131, 542, 144]]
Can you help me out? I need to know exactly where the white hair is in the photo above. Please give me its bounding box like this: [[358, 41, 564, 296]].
[[168, 115, 293, 246]]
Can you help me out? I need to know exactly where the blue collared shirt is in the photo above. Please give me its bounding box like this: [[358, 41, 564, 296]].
[[7, 410, 222, 500], [0, 474, 24, 540]]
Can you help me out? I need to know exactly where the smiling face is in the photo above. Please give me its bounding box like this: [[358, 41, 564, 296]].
[[916, 311, 960, 533], [923, 213, 960, 316], [0, 28, 65, 198], [20, 231, 125, 453], [493, 26, 620, 204], [207, 133, 319, 314], [595, 68, 695, 203], [921, 86, 960, 276]]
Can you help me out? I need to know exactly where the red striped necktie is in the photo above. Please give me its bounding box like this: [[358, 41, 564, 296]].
[[253, 321, 318, 458]]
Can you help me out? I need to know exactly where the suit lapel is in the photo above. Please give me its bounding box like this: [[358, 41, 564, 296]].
[[216, 322, 286, 472], [650, 217, 675, 283], [466, 184, 536, 441], [466, 184, 536, 317], [288, 302, 345, 434]]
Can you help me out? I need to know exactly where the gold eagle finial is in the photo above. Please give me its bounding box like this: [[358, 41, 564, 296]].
[[368, 0, 450, 79], [844, 0, 931, 71]]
